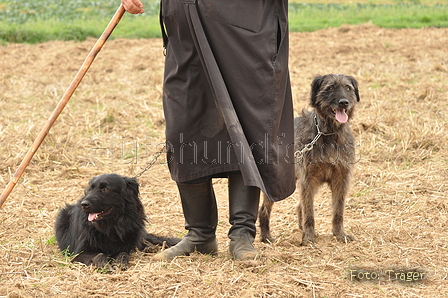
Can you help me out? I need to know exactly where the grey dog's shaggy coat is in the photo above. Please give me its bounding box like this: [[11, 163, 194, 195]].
[[259, 74, 360, 245]]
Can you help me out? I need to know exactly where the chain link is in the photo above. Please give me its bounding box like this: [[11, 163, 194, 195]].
[[133, 143, 166, 179], [294, 115, 335, 161]]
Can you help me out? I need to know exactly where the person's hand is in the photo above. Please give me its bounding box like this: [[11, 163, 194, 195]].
[[122, 0, 144, 14]]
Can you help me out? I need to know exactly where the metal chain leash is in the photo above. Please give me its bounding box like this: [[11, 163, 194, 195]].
[[133, 143, 167, 179], [294, 115, 335, 161], [135, 116, 333, 177]]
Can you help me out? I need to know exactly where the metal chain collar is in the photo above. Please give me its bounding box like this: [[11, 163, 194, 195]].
[[294, 115, 335, 161]]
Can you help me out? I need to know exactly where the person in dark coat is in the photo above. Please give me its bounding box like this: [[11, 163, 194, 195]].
[[122, 0, 295, 261]]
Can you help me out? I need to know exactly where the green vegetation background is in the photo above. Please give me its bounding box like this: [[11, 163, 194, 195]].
[[0, 0, 447, 43]]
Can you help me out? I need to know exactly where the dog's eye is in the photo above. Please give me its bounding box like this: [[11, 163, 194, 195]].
[[327, 86, 334, 91], [102, 188, 110, 192], [346, 85, 352, 91]]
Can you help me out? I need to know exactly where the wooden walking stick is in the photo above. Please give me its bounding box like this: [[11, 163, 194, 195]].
[[0, 4, 126, 208]]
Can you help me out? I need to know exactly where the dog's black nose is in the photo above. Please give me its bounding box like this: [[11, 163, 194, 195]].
[[339, 99, 349, 108], [81, 201, 91, 209]]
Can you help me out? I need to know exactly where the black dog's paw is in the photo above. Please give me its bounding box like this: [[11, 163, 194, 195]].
[[141, 239, 160, 253], [91, 253, 114, 272], [112, 252, 130, 271]]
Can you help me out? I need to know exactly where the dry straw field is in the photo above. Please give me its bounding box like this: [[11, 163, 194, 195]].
[[1, 24, 447, 297]]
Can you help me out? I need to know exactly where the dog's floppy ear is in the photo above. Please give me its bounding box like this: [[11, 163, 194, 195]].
[[123, 176, 145, 217], [310, 75, 325, 106], [123, 176, 139, 196], [348, 75, 360, 102]]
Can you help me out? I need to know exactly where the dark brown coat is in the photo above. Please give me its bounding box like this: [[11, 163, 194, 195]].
[[161, 0, 295, 201]]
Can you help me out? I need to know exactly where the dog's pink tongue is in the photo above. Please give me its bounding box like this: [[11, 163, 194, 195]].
[[88, 213, 99, 222], [335, 109, 348, 123]]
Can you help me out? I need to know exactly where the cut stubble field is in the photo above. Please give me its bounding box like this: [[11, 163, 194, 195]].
[[0, 24, 447, 297]]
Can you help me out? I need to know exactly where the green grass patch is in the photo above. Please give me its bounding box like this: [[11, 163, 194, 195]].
[[0, 16, 161, 43], [288, 2, 448, 31], [0, 0, 161, 43], [1, 0, 448, 43]]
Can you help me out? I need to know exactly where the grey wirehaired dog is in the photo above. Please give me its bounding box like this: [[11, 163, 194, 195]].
[[259, 74, 360, 245]]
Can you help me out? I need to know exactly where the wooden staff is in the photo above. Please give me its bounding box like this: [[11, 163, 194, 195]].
[[0, 4, 126, 208]]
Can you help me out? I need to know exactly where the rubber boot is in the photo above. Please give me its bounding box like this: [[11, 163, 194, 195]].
[[228, 172, 260, 261], [152, 179, 218, 261]]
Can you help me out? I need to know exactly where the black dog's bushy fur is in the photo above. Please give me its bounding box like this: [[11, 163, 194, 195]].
[[55, 173, 179, 270]]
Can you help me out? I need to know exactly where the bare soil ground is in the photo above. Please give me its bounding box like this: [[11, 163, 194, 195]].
[[1, 24, 447, 297]]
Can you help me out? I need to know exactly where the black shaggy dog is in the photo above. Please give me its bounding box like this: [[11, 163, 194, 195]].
[[259, 74, 360, 246], [55, 173, 179, 270]]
